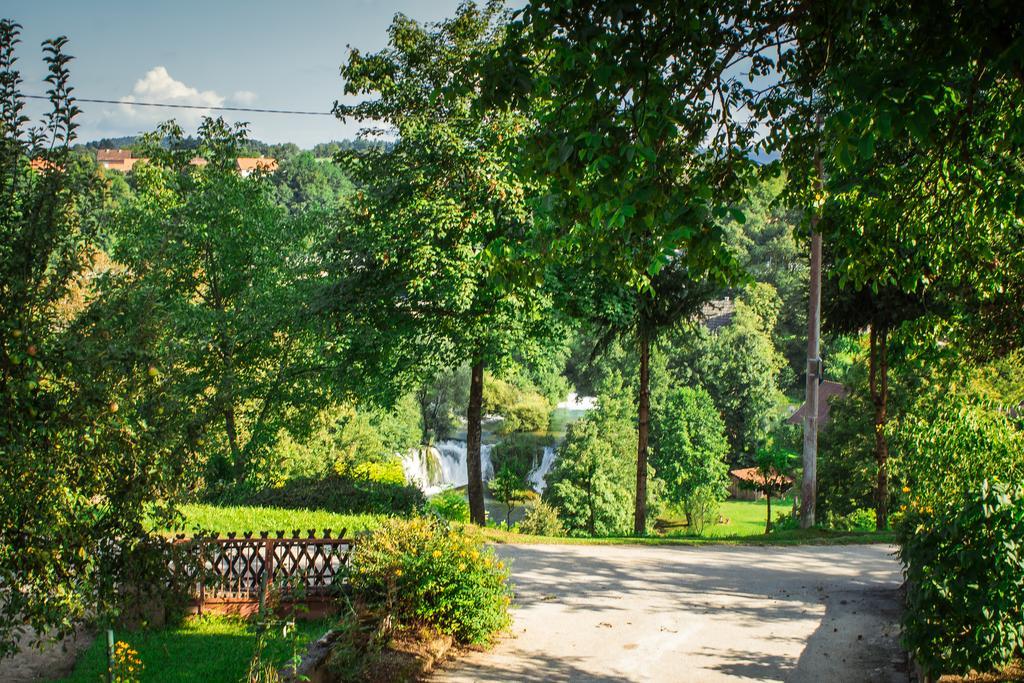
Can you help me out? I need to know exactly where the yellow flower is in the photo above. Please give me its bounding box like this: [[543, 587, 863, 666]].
[[458, 563, 466, 571], [902, 486, 911, 493], [395, 569, 403, 577], [432, 550, 442, 559]]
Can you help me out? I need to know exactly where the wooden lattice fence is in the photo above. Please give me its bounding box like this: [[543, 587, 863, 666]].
[[171, 529, 354, 617]]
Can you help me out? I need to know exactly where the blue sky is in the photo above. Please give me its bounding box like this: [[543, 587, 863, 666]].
[[5, 0, 469, 146]]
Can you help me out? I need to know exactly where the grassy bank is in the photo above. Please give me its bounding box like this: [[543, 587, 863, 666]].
[[161, 503, 384, 537], [59, 616, 332, 683]]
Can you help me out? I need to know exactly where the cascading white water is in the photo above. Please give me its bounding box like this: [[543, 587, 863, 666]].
[[402, 441, 558, 495], [401, 392, 595, 496], [400, 440, 494, 495], [400, 447, 445, 495], [527, 446, 557, 494]]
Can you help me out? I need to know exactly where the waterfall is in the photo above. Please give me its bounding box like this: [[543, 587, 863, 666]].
[[527, 446, 557, 494], [400, 440, 494, 495], [400, 446, 446, 494], [402, 441, 557, 496], [400, 392, 594, 496]]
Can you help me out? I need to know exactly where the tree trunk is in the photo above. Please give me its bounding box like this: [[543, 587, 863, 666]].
[[587, 476, 596, 536], [634, 330, 650, 536], [225, 407, 244, 483], [765, 492, 772, 534], [466, 358, 487, 525], [869, 324, 890, 530]]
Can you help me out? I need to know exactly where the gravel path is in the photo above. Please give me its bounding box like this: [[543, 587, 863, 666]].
[[433, 543, 906, 683]]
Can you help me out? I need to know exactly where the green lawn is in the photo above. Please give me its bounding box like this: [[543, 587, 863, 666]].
[[162, 503, 384, 537], [672, 497, 799, 538], [59, 615, 332, 683], [482, 496, 894, 546]]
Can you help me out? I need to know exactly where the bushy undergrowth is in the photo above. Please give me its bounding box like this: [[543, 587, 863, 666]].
[[425, 489, 470, 523], [899, 481, 1024, 677], [517, 500, 564, 536], [825, 507, 875, 532], [220, 473, 425, 516], [348, 517, 512, 645]]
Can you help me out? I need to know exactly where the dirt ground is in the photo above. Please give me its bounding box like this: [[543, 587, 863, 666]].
[[0, 626, 95, 682], [433, 543, 906, 683]]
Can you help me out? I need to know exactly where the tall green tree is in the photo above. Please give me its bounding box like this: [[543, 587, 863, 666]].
[[271, 150, 353, 213], [0, 23, 195, 654], [650, 386, 730, 520], [544, 372, 663, 536], [822, 265, 935, 529], [111, 118, 330, 487], [492, 0, 793, 532], [667, 298, 786, 462], [330, 2, 555, 524], [773, 1, 1024, 358]]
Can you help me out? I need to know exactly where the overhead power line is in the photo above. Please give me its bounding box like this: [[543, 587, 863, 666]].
[[24, 94, 334, 116]]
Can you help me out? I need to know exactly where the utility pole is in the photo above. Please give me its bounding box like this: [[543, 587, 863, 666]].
[[801, 148, 824, 529]]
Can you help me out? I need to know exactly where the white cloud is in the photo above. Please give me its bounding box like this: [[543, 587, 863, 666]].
[[231, 90, 257, 106], [102, 66, 225, 130]]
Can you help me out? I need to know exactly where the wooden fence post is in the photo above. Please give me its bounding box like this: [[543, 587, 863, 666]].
[[263, 534, 274, 607]]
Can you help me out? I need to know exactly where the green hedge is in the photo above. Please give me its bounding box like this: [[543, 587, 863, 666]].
[[225, 474, 425, 516], [898, 481, 1024, 677]]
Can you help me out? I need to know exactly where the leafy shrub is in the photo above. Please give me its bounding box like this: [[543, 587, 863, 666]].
[[345, 459, 407, 486], [899, 481, 1024, 677], [348, 518, 512, 645], [889, 394, 1024, 509], [236, 474, 424, 516], [825, 507, 875, 531], [502, 391, 551, 434], [517, 500, 564, 537], [270, 400, 422, 484], [682, 484, 721, 536], [425, 489, 470, 523], [771, 510, 800, 533]]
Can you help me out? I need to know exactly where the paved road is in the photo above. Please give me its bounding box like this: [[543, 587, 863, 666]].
[[433, 543, 906, 683]]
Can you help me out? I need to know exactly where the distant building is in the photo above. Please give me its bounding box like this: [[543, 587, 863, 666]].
[[236, 157, 278, 176], [29, 158, 61, 173], [96, 148, 137, 171], [95, 148, 277, 176], [786, 380, 849, 427]]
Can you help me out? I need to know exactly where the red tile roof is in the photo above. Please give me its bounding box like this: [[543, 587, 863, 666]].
[[97, 148, 133, 162], [236, 157, 278, 174], [29, 158, 61, 173], [729, 467, 793, 487]]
